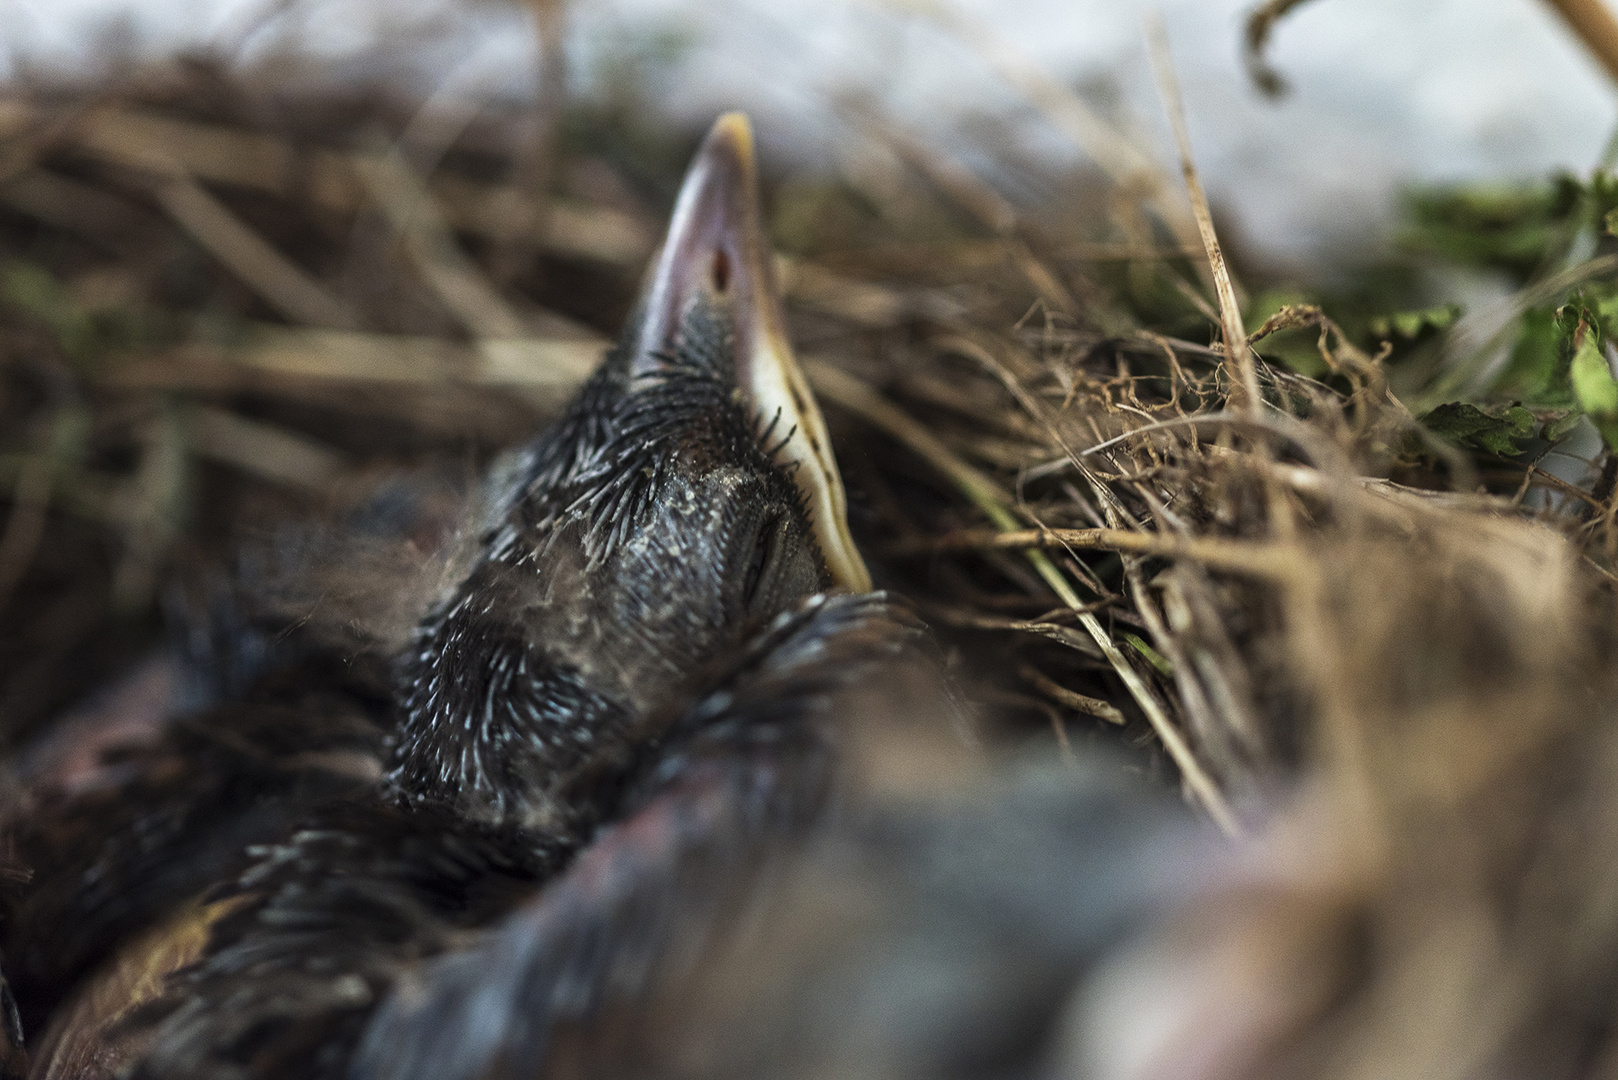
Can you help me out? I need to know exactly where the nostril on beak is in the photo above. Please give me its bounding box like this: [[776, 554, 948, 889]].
[[711, 248, 731, 293]]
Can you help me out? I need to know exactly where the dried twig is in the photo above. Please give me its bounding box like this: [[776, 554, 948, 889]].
[[353, 146, 529, 340], [1243, 0, 1319, 96], [1020, 663, 1127, 725], [1146, 16, 1261, 414], [0, 168, 159, 247], [882, 526, 1296, 578], [1542, 0, 1618, 88], [854, 111, 1077, 313], [491, 0, 570, 280], [149, 164, 360, 330], [808, 360, 1242, 835], [0, 102, 654, 266], [105, 326, 603, 395], [190, 406, 348, 491]]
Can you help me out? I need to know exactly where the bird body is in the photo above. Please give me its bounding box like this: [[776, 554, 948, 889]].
[[1, 112, 897, 1080]]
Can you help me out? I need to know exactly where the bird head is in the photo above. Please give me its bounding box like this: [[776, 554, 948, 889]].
[[393, 114, 870, 834]]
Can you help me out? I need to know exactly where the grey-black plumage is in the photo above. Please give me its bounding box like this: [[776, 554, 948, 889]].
[[4, 111, 888, 1080], [391, 306, 830, 840], [354, 590, 945, 1080]]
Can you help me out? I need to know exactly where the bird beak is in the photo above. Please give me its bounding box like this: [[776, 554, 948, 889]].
[[631, 113, 871, 593]]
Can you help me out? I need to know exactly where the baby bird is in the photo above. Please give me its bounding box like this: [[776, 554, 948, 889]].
[[6, 113, 900, 1080]]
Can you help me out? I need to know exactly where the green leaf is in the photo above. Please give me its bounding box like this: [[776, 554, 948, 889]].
[[1501, 404, 1537, 435], [1422, 401, 1537, 457], [1556, 301, 1600, 345], [1370, 303, 1461, 340], [1402, 182, 1567, 280], [1497, 307, 1566, 404], [1544, 410, 1584, 442], [1571, 335, 1618, 416], [1569, 335, 1618, 451]]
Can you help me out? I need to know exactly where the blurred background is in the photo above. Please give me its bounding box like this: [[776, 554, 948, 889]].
[[3, 0, 1614, 267]]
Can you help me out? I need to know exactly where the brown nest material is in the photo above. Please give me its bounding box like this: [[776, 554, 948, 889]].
[[6, 32, 1618, 1075], [0, 49, 1614, 802]]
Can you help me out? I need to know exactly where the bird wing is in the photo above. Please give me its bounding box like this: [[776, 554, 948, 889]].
[[350, 592, 929, 1080]]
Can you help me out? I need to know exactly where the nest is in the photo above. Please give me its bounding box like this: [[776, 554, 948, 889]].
[[6, 10, 1618, 1073]]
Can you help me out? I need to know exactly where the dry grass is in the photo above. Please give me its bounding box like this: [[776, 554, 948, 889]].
[[6, 9, 1618, 1069], [1, 12, 1616, 806]]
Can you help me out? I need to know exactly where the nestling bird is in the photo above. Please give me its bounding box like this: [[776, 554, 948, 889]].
[[3, 112, 906, 1080]]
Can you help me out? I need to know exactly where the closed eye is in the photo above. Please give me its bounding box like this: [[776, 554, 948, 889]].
[[742, 514, 780, 609]]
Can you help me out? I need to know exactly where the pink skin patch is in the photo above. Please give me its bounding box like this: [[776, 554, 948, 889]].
[[14, 655, 179, 799]]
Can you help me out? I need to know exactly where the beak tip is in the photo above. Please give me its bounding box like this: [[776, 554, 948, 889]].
[[703, 112, 757, 174]]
